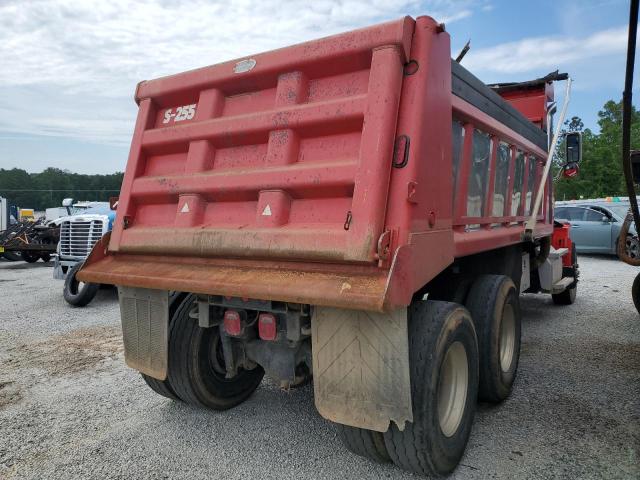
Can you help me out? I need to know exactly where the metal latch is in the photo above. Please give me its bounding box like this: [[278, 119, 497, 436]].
[[376, 230, 392, 260]]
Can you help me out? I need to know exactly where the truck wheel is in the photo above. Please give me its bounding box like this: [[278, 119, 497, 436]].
[[552, 285, 577, 305], [140, 292, 189, 401], [21, 251, 40, 263], [63, 262, 100, 307], [337, 424, 390, 463], [465, 275, 521, 403], [383, 301, 479, 477], [142, 375, 181, 401], [40, 253, 51, 262], [552, 246, 578, 305], [2, 252, 21, 261], [632, 273, 640, 315], [168, 295, 264, 410]]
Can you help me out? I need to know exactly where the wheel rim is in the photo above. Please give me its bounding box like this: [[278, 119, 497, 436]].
[[499, 304, 516, 373], [626, 236, 639, 259], [437, 341, 469, 437]]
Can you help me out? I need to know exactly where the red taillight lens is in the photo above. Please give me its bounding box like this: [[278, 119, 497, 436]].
[[258, 313, 277, 341], [223, 310, 242, 336]]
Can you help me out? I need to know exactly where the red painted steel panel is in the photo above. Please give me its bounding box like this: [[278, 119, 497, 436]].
[[499, 86, 551, 130], [79, 15, 555, 311], [109, 18, 414, 264]]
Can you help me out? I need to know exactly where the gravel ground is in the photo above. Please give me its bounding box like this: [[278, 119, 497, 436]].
[[0, 255, 638, 479]]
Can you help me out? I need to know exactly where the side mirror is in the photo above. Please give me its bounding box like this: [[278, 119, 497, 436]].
[[601, 216, 610, 223], [62, 198, 73, 207], [565, 131, 582, 164]]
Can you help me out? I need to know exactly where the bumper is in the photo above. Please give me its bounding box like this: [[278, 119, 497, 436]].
[[53, 256, 83, 280], [78, 231, 453, 312]]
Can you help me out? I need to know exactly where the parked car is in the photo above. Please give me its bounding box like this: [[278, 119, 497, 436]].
[[53, 202, 115, 306], [554, 201, 638, 257]]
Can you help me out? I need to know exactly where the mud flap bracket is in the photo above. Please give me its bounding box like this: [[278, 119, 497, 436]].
[[118, 287, 169, 380], [312, 307, 413, 432]]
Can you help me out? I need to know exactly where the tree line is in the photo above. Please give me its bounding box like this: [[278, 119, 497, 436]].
[[554, 99, 639, 200], [0, 168, 124, 211]]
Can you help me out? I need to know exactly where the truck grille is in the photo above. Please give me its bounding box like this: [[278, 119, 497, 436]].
[[60, 220, 104, 258]]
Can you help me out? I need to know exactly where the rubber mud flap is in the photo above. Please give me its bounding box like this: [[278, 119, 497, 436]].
[[118, 287, 169, 380], [312, 307, 412, 432]]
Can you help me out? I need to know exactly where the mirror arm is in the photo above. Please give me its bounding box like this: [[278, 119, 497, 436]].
[[546, 102, 557, 151]]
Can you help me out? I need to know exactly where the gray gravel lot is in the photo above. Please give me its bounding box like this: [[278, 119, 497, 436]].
[[0, 255, 638, 479]]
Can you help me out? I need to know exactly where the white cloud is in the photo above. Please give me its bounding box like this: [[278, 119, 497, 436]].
[[464, 25, 628, 74], [0, 0, 476, 148]]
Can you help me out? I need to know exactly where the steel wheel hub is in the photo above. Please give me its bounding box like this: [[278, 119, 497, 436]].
[[437, 341, 469, 437], [499, 304, 516, 373]]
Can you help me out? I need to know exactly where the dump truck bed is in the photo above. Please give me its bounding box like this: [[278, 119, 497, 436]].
[[79, 15, 552, 311]]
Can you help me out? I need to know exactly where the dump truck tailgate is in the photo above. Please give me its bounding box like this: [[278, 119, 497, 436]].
[[109, 18, 414, 264]]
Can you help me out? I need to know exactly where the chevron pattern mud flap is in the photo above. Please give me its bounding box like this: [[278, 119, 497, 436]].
[[312, 307, 413, 432], [118, 287, 169, 380]]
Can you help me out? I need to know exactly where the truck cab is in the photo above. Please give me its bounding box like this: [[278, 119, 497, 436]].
[[54, 201, 115, 306]]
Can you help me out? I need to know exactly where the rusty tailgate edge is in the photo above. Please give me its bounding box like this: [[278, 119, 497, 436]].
[[78, 233, 390, 312]]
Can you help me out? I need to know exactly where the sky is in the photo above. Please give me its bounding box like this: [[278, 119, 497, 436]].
[[0, 0, 635, 174]]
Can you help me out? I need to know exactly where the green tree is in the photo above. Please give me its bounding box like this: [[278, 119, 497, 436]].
[[554, 99, 640, 200], [0, 168, 123, 211]]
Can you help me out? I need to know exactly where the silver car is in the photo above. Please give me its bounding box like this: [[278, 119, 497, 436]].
[[554, 202, 638, 256]]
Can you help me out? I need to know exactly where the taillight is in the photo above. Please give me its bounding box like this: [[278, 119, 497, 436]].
[[258, 313, 277, 341], [223, 310, 242, 336]]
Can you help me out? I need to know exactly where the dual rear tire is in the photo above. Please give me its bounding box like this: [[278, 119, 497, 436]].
[[339, 275, 522, 476], [466, 275, 521, 402], [21, 251, 41, 263], [339, 301, 479, 476], [383, 301, 479, 476], [142, 294, 264, 410], [148, 277, 520, 476]]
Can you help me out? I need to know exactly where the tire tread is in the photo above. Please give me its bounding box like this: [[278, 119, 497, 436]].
[[383, 301, 478, 476], [465, 274, 520, 402], [337, 425, 390, 463]]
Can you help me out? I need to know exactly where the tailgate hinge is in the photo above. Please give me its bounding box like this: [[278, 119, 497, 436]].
[[376, 230, 392, 262]]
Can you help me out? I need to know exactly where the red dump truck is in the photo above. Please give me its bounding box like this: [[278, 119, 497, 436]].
[[79, 15, 580, 476]]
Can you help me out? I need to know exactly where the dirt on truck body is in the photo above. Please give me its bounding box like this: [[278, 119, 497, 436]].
[[79, 15, 580, 476]]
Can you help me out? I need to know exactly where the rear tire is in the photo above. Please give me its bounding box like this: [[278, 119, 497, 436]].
[[552, 246, 578, 306], [40, 253, 51, 262], [2, 252, 21, 261], [632, 273, 640, 315], [63, 262, 100, 307], [21, 251, 40, 263], [337, 425, 391, 463], [142, 375, 181, 401], [465, 275, 521, 403], [552, 285, 577, 305], [383, 301, 479, 477], [140, 292, 189, 401], [168, 295, 264, 410]]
